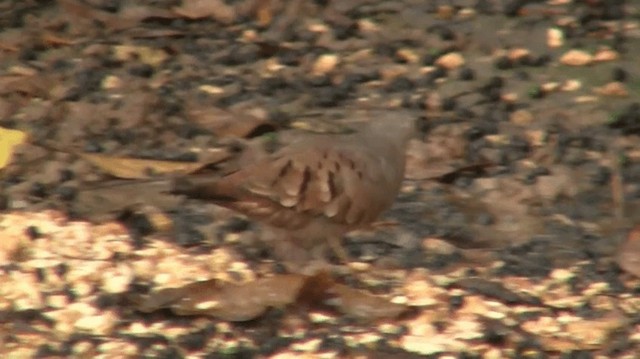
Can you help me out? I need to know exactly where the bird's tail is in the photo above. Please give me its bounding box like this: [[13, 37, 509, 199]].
[[170, 175, 236, 202]]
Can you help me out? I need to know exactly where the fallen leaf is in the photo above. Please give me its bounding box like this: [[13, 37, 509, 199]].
[[134, 272, 408, 321], [0, 127, 28, 169], [325, 283, 407, 319], [593, 82, 628, 97], [136, 275, 306, 321], [560, 49, 592, 66], [41, 32, 75, 46], [112, 45, 169, 67], [118, 4, 175, 24], [255, 0, 273, 27], [0, 74, 52, 98], [73, 180, 181, 221], [547, 28, 564, 48], [186, 104, 276, 138], [405, 123, 469, 180], [129, 29, 185, 39], [617, 225, 640, 277], [78, 152, 228, 179], [173, 0, 237, 24], [534, 314, 625, 351], [58, 0, 145, 31], [592, 48, 618, 62], [34, 140, 231, 179], [58, 0, 103, 20], [435, 52, 465, 70], [0, 42, 19, 52]]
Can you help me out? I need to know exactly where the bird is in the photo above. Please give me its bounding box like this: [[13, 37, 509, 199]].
[[171, 110, 418, 270]]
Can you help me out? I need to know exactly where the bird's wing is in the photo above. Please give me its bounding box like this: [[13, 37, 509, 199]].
[[180, 136, 399, 231]]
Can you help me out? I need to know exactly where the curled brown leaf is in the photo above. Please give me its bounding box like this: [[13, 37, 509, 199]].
[[173, 0, 237, 24], [79, 152, 217, 180], [134, 272, 408, 321], [136, 275, 306, 321], [186, 105, 276, 139], [617, 225, 640, 277]]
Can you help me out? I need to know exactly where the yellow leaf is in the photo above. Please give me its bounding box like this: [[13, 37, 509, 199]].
[[0, 127, 27, 169], [112, 45, 168, 67]]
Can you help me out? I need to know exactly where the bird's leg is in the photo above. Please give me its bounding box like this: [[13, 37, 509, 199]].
[[294, 238, 352, 276], [281, 244, 338, 276], [265, 228, 352, 274], [328, 236, 351, 265]]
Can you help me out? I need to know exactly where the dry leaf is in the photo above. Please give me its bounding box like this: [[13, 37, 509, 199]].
[[617, 225, 640, 277], [0, 127, 28, 169], [118, 4, 175, 24], [560, 50, 592, 66], [592, 48, 618, 62], [255, 0, 273, 27], [536, 314, 625, 351], [186, 105, 275, 138], [79, 152, 229, 179], [58, 0, 144, 31], [312, 54, 339, 76], [435, 52, 465, 70], [0, 42, 19, 52], [136, 275, 306, 321], [42, 32, 74, 46], [73, 180, 181, 221], [0, 74, 52, 98], [593, 82, 628, 97], [31, 138, 231, 180], [134, 272, 408, 321], [326, 283, 407, 319], [173, 0, 237, 24], [58, 0, 103, 20], [129, 29, 185, 39], [112, 45, 169, 67], [405, 128, 468, 180], [547, 28, 563, 48], [0, 97, 16, 121]]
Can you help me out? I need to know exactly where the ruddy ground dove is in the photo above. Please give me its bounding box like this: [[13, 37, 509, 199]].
[[172, 110, 418, 269]]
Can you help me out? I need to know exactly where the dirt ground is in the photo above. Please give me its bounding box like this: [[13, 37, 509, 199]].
[[2, 0, 640, 358]]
